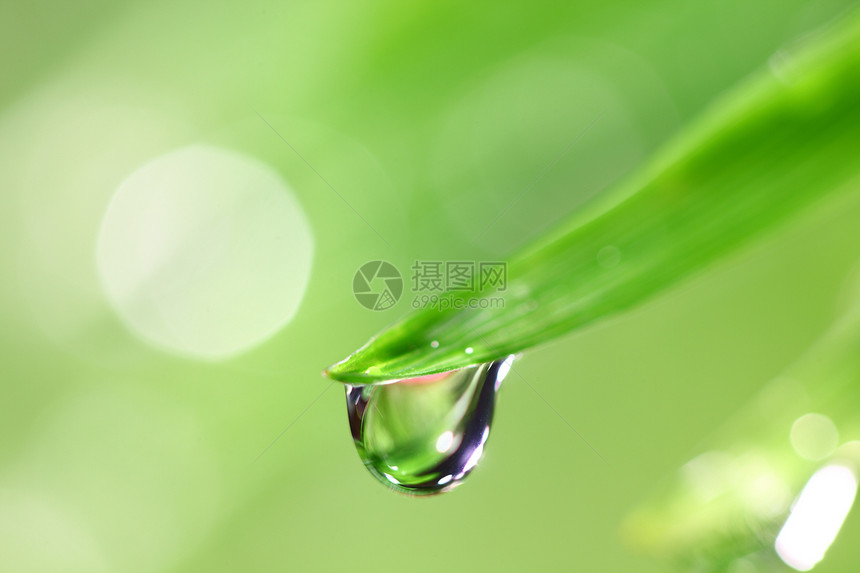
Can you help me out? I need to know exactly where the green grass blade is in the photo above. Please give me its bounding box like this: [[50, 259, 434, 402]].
[[623, 283, 860, 571], [326, 12, 860, 384]]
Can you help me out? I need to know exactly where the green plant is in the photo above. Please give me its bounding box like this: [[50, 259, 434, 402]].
[[326, 10, 860, 384], [624, 277, 860, 572]]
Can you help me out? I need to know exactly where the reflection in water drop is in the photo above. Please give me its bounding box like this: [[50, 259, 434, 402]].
[[345, 357, 514, 495]]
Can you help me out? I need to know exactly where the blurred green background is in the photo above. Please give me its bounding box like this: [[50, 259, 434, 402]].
[[3, 0, 860, 571]]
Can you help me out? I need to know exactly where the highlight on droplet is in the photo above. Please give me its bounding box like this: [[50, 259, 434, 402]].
[[774, 464, 858, 571]]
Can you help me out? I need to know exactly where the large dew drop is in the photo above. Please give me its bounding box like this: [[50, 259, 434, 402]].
[[345, 356, 514, 495]]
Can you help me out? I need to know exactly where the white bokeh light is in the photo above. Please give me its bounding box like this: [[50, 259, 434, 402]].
[[97, 145, 313, 359], [775, 465, 857, 571], [790, 413, 839, 461]]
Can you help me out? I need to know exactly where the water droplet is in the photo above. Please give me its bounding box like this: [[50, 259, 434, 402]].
[[345, 357, 514, 495]]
